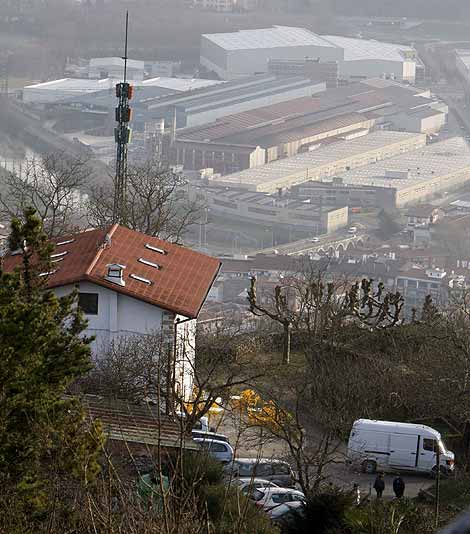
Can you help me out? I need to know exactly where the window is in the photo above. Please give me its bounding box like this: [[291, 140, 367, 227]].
[[423, 438, 436, 452], [273, 463, 290, 475], [78, 293, 99, 315], [254, 464, 273, 477], [209, 442, 227, 453], [271, 493, 291, 504], [237, 463, 254, 477]]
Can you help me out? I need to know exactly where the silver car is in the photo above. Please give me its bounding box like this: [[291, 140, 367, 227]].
[[194, 438, 234, 464]]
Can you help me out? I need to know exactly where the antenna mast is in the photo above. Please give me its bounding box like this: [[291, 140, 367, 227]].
[[113, 11, 133, 224]]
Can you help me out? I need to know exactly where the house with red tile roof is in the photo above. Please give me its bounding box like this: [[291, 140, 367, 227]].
[[3, 224, 221, 399]]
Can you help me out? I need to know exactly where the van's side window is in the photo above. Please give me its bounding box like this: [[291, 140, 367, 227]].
[[423, 438, 436, 452], [273, 463, 290, 475]]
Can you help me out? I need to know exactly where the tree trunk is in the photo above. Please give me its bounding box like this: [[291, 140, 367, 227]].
[[283, 322, 291, 364]]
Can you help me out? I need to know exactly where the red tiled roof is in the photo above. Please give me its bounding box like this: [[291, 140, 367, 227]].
[[3, 224, 221, 319]]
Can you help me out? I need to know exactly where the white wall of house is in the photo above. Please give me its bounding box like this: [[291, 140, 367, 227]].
[[53, 281, 165, 350]]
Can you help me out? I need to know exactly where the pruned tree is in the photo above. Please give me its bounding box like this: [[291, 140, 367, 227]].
[[247, 267, 404, 364], [87, 160, 202, 242], [0, 152, 91, 237]]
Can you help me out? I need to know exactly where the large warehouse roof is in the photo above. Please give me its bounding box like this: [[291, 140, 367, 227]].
[[213, 131, 424, 191], [323, 35, 415, 62], [202, 26, 338, 51], [331, 137, 470, 191]]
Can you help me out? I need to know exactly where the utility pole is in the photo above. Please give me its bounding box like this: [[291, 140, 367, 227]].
[[113, 11, 133, 224]]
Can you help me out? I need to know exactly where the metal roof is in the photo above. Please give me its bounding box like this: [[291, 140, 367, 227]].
[[202, 26, 338, 51], [334, 137, 470, 191], [213, 131, 424, 191], [323, 35, 415, 63]]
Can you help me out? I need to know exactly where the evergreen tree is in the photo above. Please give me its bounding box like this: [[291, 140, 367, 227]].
[[0, 208, 103, 516]]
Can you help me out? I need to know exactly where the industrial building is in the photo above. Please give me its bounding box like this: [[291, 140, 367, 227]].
[[323, 35, 417, 83], [268, 58, 340, 87], [200, 26, 344, 80], [88, 57, 145, 81], [42, 74, 324, 131], [211, 131, 427, 193], [200, 26, 418, 82], [22, 76, 222, 106], [171, 79, 447, 174], [188, 185, 349, 233], [173, 102, 374, 174], [300, 136, 470, 209]]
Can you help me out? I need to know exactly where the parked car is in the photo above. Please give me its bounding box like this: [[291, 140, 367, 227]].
[[226, 458, 295, 487], [268, 500, 305, 521], [234, 478, 279, 494], [194, 438, 234, 464], [347, 419, 455, 475], [310, 237, 320, 243], [192, 430, 230, 443], [250, 487, 305, 512]]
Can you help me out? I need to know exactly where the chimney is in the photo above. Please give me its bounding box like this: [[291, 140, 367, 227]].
[[105, 263, 126, 286]]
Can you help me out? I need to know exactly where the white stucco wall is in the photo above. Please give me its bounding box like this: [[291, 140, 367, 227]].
[[53, 281, 165, 351]]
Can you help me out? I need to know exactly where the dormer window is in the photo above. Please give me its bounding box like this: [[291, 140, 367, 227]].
[[105, 263, 126, 286]]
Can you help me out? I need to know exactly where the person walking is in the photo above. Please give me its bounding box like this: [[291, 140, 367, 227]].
[[393, 475, 405, 499], [373, 472, 385, 499]]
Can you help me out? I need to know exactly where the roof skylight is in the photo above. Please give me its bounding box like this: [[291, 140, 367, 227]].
[[145, 243, 166, 255], [130, 273, 152, 285], [138, 258, 161, 269], [57, 239, 75, 246]]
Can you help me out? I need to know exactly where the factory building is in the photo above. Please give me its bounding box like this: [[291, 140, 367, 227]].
[[268, 58, 340, 88], [88, 57, 145, 81], [200, 26, 418, 83], [138, 75, 325, 129], [211, 131, 427, 193], [322, 35, 417, 83], [173, 101, 374, 174], [200, 26, 344, 80], [170, 79, 447, 174], [188, 185, 349, 233], [297, 137, 470, 209]]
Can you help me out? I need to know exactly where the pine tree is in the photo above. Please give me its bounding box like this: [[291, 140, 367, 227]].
[[0, 208, 103, 516]]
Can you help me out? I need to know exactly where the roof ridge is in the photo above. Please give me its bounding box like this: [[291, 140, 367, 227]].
[[85, 224, 118, 276]]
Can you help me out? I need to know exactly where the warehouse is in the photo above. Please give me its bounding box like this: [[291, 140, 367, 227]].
[[211, 131, 426, 193], [200, 26, 344, 80], [23, 78, 117, 105], [173, 101, 375, 174], [188, 185, 348, 233], [142, 75, 325, 128], [88, 57, 145, 81], [323, 35, 417, 83], [316, 137, 470, 208], [171, 78, 446, 174], [200, 26, 417, 82]]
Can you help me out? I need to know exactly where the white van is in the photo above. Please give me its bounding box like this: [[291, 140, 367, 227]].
[[347, 419, 455, 475], [348, 226, 357, 234]]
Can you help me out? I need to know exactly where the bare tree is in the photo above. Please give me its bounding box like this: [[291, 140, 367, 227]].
[[0, 152, 90, 237], [87, 160, 202, 242], [247, 264, 404, 364]]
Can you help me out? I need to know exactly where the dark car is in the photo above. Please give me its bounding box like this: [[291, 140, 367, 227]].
[[225, 458, 295, 487]]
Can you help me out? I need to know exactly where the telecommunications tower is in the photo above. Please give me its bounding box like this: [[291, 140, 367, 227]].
[[113, 11, 133, 223]]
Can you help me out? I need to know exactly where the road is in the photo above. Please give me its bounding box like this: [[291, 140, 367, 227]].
[[217, 415, 432, 499]]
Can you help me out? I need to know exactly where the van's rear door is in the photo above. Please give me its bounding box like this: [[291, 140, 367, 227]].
[[389, 433, 419, 469]]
